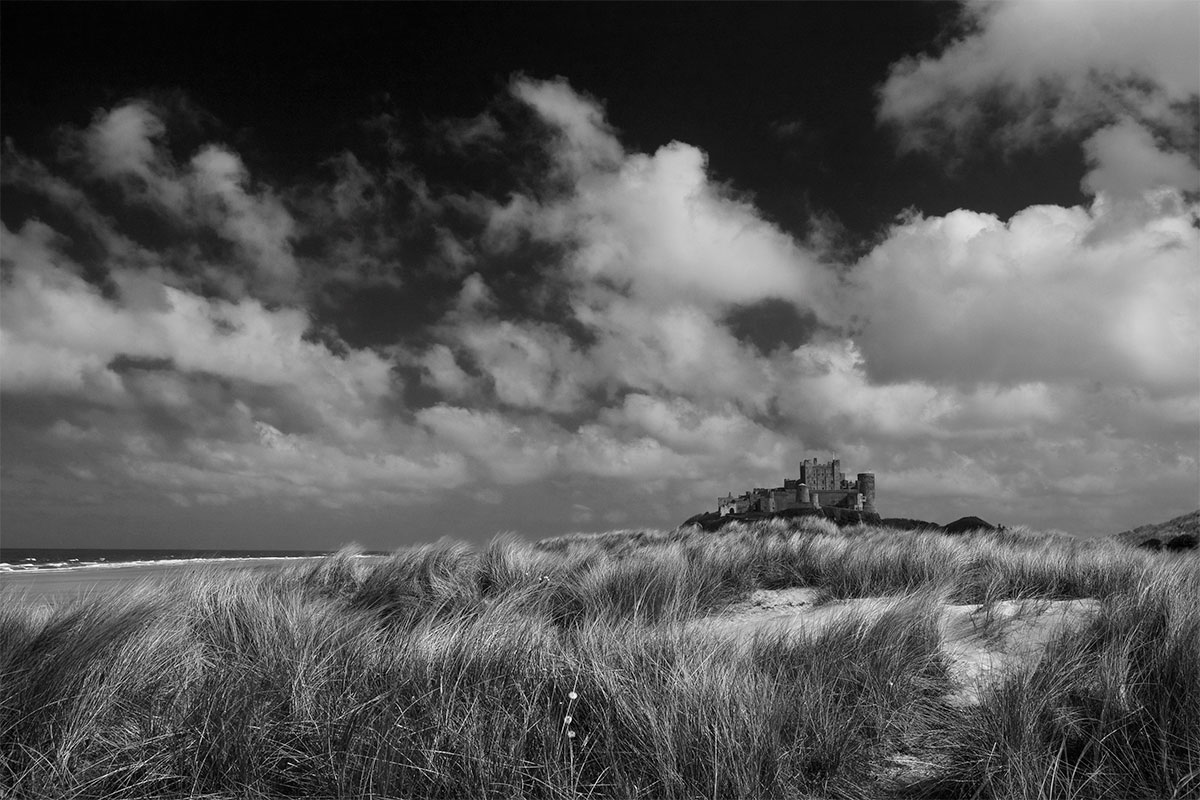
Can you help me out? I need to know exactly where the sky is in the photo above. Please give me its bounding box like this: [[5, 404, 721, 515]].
[[1, 1, 1197, 550]]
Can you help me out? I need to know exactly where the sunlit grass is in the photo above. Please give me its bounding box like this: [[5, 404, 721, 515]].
[[2, 520, 1196, 798]]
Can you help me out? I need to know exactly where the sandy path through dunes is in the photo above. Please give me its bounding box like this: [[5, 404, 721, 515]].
[[939, 596, 1100, 704], [691, 588, 1101, 705]]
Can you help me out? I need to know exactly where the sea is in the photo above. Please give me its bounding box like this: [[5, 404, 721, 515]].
[[0, 547, 374, 573]]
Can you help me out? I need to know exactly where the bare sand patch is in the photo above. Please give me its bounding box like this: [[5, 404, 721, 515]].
[[692, 588, 1101, 705], [939, 597, 1100, 704]]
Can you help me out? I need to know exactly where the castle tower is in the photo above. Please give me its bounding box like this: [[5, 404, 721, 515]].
[[857, 473, 875, 513], [798, 483, 810, 505]]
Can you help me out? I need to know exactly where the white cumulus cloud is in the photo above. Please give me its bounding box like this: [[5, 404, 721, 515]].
[[878, 0, 1199, 155]]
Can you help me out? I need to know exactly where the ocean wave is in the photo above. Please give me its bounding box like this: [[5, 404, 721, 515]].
[[0, 555, 344, 573]]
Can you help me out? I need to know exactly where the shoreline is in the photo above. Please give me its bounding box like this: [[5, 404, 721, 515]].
[[0, 556, 335, 607]]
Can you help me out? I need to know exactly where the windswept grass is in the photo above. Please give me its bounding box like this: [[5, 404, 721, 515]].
[[2, 520, 1196, 798], [922, 565, 1200, 799]]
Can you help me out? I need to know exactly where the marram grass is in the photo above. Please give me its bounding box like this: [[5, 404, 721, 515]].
[[1, 520, 1197, 798]]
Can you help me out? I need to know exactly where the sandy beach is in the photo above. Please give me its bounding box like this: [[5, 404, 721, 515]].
[[0, 557, 332, 607]]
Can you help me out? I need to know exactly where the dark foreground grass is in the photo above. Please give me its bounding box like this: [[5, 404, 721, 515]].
[[2, 521, 1197, 799]]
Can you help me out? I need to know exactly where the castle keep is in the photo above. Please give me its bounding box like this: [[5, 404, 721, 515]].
[[717, 457, 876, 517]]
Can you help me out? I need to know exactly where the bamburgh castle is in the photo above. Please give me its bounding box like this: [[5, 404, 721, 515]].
[[718, 457, 876, 516]]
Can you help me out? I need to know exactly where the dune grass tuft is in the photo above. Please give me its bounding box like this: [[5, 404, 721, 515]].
[[2, 522, 1196, 798]]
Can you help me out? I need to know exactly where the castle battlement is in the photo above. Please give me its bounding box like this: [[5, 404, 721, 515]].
[[717, 457, 876, 517]]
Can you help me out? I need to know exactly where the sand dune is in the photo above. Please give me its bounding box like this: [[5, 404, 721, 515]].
[[691, 587, 1100, 705]]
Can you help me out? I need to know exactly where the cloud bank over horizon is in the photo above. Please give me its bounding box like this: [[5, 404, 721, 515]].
[[2, 0, 1196, 545]]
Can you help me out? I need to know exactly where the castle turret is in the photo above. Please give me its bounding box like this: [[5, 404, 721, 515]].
[[798, 483, 810, 505], [857, 473, 875, 513]]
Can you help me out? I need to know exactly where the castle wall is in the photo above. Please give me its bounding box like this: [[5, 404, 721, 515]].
[[800, 458, 845, 491], [811, 489, 862, 510], [857, 472, 876, 513], [719, 495, 753, 516], [769, 488, 800, 512], [715, 458, 877, 517], [718, 494, 736, 516], [749, 491, 772, 512]]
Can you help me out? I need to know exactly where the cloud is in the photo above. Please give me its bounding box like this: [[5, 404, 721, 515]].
[[2, 71, 1197, 539], [74, 102, 181, 200], [61, 101, 302, 301], [421, 76, 836, 422], [569, 503, 594, 524], [0, 220, 394, 416], [120, 419, 469, 507], [878, 0, 1199, 158], [562, 424, 695, 482], [599, 394, 787, 462], [403, 74, 1197, 532], [418, 343, 478, 400], [491, 78, 834, 315], [288, 151, 413, 293], [188, 146, 298, 292], [576, 298, 781, 413], [1081, 117, 1200, 198], [769, 118, 810, 142], [0, 125, 470, 513], [860, 4, 1200, 526], [435, 112, 505, 152], [416, 405, 563, 484], [510, 76, 624, 174], [846, 197, 1199, 394]]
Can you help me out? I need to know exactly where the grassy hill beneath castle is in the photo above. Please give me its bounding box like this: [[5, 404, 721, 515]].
[[3, 518, 1197, 799], [1113, 509, 1200, 550]]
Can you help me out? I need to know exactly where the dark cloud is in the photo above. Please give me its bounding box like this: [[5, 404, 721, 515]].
[[769, 118, 810, 141], [432, 112, 505, 153]]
